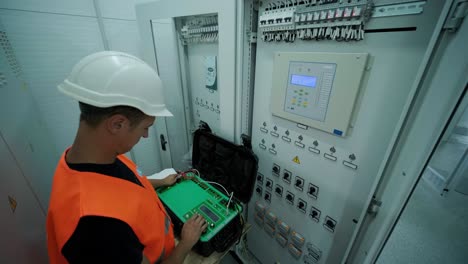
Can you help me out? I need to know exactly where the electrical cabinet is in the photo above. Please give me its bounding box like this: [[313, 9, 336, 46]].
[[247, 0, 445, 263]]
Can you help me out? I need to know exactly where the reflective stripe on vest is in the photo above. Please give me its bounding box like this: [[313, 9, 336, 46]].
[[165, 216, 171, 234]]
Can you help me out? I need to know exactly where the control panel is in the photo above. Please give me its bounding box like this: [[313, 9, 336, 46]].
[[271, 52, 368, 137], [283, 61, 336, 122]]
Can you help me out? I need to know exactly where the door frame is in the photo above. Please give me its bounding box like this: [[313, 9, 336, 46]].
[[347, 0, 468, 261]]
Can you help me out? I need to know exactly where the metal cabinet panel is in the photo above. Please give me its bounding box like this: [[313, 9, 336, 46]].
[[0, 135, 48, 263]]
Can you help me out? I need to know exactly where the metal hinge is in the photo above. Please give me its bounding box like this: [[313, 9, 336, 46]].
[[247, 32, 257, 43], [444, 0, 468, 32], [367, 196, 382, 216]]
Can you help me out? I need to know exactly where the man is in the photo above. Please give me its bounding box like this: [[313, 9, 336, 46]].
[[47, 51, 207, 264]]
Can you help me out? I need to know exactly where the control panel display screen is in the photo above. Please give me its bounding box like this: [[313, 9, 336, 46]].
[[283, 61, 337, 122], [200, 205, 219, 222], [290, 74, 317, 88]]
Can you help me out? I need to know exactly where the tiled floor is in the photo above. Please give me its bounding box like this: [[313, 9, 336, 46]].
[[377, 180, 468, 264]]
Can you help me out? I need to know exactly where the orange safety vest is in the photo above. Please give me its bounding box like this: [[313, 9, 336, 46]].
[[46, 151, 175, 264]]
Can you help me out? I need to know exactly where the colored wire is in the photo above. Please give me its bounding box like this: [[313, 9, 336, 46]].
[[226, 192, 234, 214], [205, 180, 230, 197]]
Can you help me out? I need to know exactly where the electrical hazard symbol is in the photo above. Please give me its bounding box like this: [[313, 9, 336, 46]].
[[293, 156, 301, 164], [8, 196, 17, 213]]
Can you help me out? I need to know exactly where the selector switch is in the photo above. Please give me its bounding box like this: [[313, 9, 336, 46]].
[[297, 198, 307, 213], [266, 178, 273, 190], [275, 184, 283, 197], [286, 191, 294, 204], [309, 206, 321, 222], [257, 173, 264, 184], [264, 191, 272, 203], [324, 216, 337, 233], [256, 185, 262, 196], [307, 183, 319, 199], [272, 164, 280, 176], [294, 176, 304, 191], [283, 169, 292, 184]]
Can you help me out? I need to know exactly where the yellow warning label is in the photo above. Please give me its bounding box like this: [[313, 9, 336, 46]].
[[293, 156, 301, 164], [8, 196, 17, 213]]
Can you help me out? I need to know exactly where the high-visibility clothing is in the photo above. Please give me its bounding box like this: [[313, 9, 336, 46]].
[[47, 151, 175, 263]]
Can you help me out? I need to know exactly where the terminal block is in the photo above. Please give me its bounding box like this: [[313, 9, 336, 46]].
[[288, 243, 303, 259], [277, 220, 291, 235], [291, 230, 305, 248], [276, 233, 288, 247], [306, 242, 322, 262], [264, 222, 276, 237], [265, 210, 277, 224]]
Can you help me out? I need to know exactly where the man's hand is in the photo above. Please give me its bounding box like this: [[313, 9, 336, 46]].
[[179, 214, 207, 249], [149, 174, 178, 188], [162, 174, 178, 186]]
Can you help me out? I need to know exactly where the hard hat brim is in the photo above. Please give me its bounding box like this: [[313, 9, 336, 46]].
[[58, 80, 173, 117]]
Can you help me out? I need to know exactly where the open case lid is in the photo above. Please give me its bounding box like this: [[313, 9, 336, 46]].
[[192, 122, 258, 204]]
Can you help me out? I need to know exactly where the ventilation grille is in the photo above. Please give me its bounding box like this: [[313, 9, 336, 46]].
[[0, 30, 22, 77]]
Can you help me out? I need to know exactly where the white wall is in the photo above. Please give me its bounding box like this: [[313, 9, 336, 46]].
[[0, 1, 160, 262], [0, 0, 164, 177]]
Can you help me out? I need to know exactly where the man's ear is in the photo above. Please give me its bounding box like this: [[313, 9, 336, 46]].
[[106, 114, 128, 134]]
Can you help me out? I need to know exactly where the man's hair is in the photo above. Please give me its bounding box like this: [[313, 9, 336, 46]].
[[79, 102, 147, 127]]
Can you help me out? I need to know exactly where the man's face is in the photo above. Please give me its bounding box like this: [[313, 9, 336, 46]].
[[117, 116, 155, 154]]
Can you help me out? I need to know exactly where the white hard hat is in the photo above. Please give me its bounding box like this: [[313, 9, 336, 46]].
[[58, 51, 172, 117]]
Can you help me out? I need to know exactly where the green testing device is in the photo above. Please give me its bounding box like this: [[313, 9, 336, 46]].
[[157, 172, 241, 242]]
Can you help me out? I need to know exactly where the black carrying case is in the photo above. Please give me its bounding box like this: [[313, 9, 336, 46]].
[[167, 121, 258, 256]]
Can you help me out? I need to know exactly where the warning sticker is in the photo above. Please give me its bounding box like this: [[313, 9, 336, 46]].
[[293, 156, 301, 164], [8, 196, 17, 213]]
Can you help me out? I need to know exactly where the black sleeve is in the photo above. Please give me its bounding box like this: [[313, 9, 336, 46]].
[[62, 216, 144, 264]]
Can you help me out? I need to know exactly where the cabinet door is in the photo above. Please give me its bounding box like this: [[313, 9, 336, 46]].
[[0, 135, 48, 263]]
